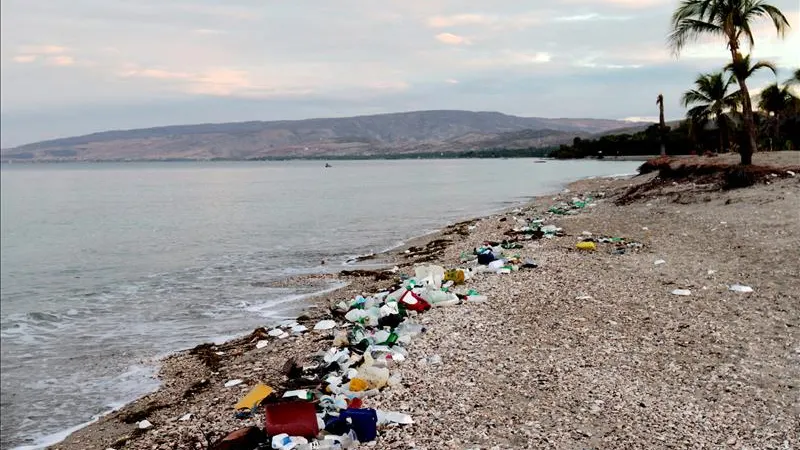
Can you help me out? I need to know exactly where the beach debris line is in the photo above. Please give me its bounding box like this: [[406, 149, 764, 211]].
[[205, 261, 508, 449], [548, 195, 597, 215]]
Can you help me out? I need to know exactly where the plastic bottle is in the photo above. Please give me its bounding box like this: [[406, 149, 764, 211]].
[[297, 441, 342, 450]]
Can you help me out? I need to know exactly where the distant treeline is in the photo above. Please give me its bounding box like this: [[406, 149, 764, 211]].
[[550, 123, 694, 159], [550, 112, 798, 159], [245, 146, 555, 161]]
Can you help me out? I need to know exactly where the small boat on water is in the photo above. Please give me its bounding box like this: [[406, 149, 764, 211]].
[[325, 163, 332, 168]]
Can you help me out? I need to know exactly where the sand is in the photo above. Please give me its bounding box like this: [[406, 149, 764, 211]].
[[50, 153, 800, 450]]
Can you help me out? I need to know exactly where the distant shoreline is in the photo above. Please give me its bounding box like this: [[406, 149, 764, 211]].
[[0, 154, 658, 164]]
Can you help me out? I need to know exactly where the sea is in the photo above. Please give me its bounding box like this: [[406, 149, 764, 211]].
[[0, 159, 640, 448]]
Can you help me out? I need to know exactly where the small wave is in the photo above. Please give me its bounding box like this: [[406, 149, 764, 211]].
[[26, 312, 61, 322], [605, 172, 638, 179], [10, 410, 106, 450], [242, 281, 347, 317]]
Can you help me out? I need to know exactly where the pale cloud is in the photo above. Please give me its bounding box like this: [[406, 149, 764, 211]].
[[563, 0, 672, 8], [506, 51, 552, 64], [119, 66, 252, 96], [426, 13, 541, 30], [467, 50, 552, 67], [47, 55, 75, 66], [445, 79, 460, 84], [577, 58, 643, 69], [428, 14, 495, 28], [20, 45, 68, 55], [554, 13, 631, 22], [119, 67, 192, 80], [622, 116, 658, 122], [368, 81, 411, 92], [185, 69, 254, 96], [117, 65, 317, 97], [435, 32, 470, 45], [192, 29, 224, 35], [12, 55, 37, 63]]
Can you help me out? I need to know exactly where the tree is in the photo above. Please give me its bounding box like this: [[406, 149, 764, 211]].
[[657, 93, 667, 155], [682, 72, 740, 153], [724, 54, 777, 87], [669, 0, 791, 165], [758, 82, 799, 147]]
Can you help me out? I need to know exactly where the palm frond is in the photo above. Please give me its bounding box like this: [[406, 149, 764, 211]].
[[724, 89, 743, 109], [668, 18, 724, 54], [682, 89, 712, 107], [725, 55, 777, 81], [748, 2, 792, 39], [748, 60, 777, 77], [686, 105, 712, 121]]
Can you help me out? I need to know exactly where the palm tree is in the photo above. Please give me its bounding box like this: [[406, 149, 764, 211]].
[[724, 55, 777, 86], [758, 82, 799, 147], [682, 72, 740, 153], [657, 93, 667, 155], [669, 0, 791, 165]]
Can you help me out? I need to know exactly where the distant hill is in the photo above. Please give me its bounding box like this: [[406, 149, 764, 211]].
[[596, 119, 684, 137], [1, 110, 644, 161]]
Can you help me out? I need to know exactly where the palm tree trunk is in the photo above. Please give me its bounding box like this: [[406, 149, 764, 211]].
[[720, 119, 728, 153], [775, 113, 781, 147], [729, 49, 756, 165], [658, 97, 666, 156]]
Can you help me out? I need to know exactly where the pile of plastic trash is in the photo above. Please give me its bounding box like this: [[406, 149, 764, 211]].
[[213, 264, 494, 450], [547, 195, 596, 215], [508, 218, 565, 239], [573, 234, 644, 254], [468, 242, 538, 274]]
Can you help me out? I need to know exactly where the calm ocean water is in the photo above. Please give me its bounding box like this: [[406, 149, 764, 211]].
[[0, 159, 639, 448]]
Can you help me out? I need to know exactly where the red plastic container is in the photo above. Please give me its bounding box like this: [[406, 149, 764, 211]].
[[399, 290, 431, 312], [264, 401, 319, 438]]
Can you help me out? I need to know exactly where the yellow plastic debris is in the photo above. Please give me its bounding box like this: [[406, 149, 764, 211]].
[[349, 378, 369, 392], [576, 241, 597, 251], [444, 269, 465, 285], [234, 383, 273, 410]]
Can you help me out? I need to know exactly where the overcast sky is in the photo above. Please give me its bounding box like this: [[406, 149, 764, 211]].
[[1, 0, 798, 147]]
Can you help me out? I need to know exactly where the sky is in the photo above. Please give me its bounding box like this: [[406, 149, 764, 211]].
[[1, 0, 798, 147]]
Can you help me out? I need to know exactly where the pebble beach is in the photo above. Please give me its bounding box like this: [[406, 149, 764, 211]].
[[51, 153, 800, 450]]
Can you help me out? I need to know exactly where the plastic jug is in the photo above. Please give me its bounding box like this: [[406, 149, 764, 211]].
[[340, 408, 378, 442]]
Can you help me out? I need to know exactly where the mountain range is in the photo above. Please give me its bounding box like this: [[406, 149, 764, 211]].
[[1, 110, 650, 162]]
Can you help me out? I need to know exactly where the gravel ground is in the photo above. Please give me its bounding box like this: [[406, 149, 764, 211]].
[[51, 156, 800, 450]]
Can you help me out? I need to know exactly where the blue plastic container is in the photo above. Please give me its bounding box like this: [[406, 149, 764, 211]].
[[340, 408, 378, 442]]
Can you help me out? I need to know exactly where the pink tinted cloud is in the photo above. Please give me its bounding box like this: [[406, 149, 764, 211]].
[[435, 32, 470, 45]]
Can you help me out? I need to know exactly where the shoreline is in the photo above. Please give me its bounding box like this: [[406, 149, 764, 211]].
[[1, 156, 650, 165], [46, 153, 800, 449]]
